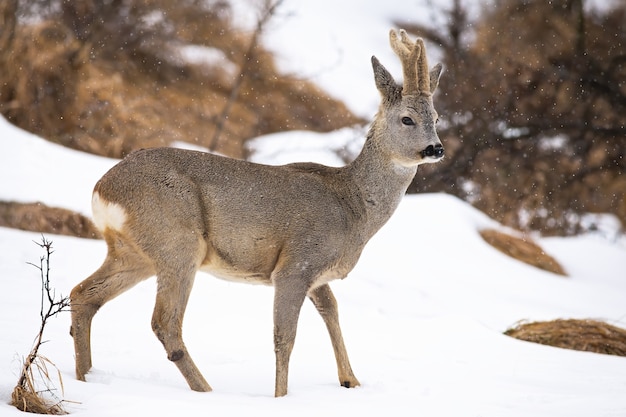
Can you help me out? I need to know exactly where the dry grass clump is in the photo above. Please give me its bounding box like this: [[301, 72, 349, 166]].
[[505, 319, 626, 357], [479, 228, 566, 276], [0, 201, 101, 239], [12, 356, 67, 415]]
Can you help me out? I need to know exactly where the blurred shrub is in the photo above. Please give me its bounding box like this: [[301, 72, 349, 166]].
[[401, 0, 625, 235], [0, 0, 361, 159]]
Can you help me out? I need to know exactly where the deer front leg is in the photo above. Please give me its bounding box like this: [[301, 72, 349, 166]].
[[272, 273, 310, 397], [152, 268, 212, 392], [308, 284, 360, 389]]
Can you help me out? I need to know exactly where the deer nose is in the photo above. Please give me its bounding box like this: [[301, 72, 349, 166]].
[[421, 144, 444, 159]]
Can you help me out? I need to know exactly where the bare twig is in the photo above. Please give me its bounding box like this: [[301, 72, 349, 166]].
[[209, 0, 284, 151], [12, 236, 70, 414]]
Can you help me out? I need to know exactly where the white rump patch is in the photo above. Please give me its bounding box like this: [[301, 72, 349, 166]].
[[91, 192, 127, 232]]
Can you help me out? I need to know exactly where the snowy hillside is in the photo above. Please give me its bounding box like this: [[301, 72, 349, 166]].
[[2, 117, 626, 416], [2, 1, 626, 415]]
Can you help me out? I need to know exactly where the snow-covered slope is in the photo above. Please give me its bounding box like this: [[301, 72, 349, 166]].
[[1, 115, 625, 416]]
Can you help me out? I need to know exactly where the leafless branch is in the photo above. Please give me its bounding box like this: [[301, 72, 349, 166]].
[[209, 0, 284, 151], [12, 237, 70, 414]]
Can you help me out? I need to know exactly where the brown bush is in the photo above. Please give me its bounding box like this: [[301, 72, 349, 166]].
[[479, 228, 566, 275], [0, 20, 83, 138], [505, 319, 626, 357], [0, 201, 101, 239], [0, 1, 362, 160], [400, 0, 626, 236]]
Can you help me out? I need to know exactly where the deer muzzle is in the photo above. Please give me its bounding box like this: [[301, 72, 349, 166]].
[[421, 144, 444, 159]]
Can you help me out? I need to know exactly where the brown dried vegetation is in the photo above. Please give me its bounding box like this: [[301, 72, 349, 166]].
[[0, 0, 361, 160], [505, 319, 626, 357], [479, 228, 566, 275], [402, 0, 626, 236], [0, 201, 101, 239], [12, 362, 67, 415]]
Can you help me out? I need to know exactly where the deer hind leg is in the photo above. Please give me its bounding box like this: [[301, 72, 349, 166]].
[[70, 236, 154, 381], [151, 263, 211, 392], [308, 284, 360, 389]]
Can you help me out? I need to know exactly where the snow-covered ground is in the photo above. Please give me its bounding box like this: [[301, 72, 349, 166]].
[[1, 115, 625, 416], [2, 2, 626, 415]]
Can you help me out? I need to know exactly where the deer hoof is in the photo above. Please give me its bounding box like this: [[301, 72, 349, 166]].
[[341, 378, 360, 389]]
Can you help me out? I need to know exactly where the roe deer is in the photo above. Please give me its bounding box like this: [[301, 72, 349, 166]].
[[70, 29, 444, 397]]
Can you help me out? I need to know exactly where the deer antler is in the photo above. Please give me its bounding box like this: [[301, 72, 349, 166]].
[[389, 29, 431, 95]]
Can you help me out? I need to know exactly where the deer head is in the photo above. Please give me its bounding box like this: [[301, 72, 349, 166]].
[[371, 29, 444, 166]]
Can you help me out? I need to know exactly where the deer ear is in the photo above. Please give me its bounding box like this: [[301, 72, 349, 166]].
[[429, 63, 443, 93], [371, 55, 398, 99]]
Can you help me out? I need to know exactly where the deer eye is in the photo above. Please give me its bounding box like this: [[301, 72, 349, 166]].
[[401, 117, 415, 126]]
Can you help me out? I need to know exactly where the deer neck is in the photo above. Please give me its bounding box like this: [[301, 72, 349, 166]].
[[345, 120, 417, 232]]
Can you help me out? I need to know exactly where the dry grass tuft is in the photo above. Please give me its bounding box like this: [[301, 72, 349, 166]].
[[11, 355, 67, 415], [0, 201, 101, 239], [479, 228, 566, 276], [505, 319, 626, 357]]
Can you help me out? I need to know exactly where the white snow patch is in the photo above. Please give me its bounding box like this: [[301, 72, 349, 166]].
[[178, 44, 238, 76]]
